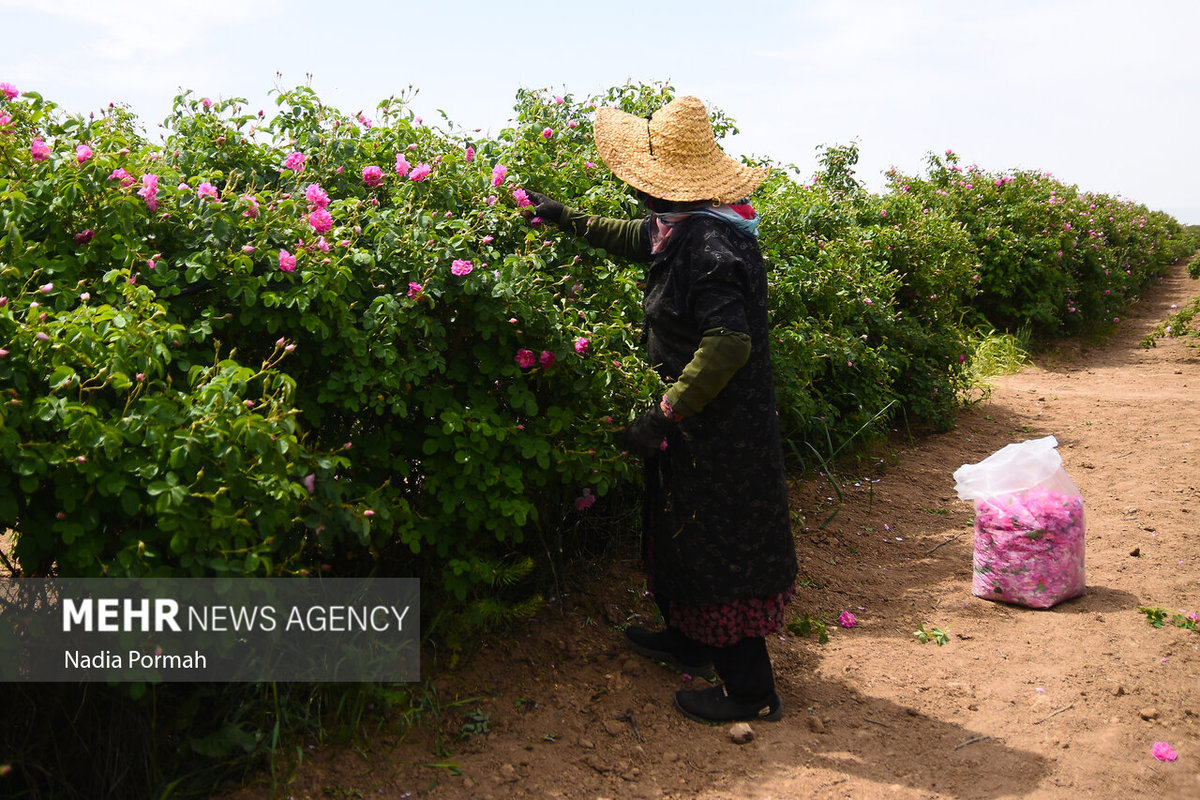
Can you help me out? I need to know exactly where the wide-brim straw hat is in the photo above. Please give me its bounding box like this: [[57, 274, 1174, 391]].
[[593, 96, 768, 204]]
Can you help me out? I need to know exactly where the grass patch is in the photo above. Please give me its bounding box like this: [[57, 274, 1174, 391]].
[[962, 327, 1032, 401], [1141, 295, 1200, 348]]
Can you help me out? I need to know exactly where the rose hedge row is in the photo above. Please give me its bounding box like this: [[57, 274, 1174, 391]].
[[1, 82, 1191, 637], [0, 86, 674, 648], [897, 150, 1195, 339]]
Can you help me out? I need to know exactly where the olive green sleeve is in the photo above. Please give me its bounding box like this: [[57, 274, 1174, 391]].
[[559, 206, 650, 262], [664, 328, 752, 418]]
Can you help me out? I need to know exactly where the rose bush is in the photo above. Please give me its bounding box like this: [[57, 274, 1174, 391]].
[[0, 82, 665, 798], [0, 86, 666, 644], [757, 142, 979, 465]]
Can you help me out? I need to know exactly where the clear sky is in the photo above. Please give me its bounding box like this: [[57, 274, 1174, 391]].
[[2, 0, 1198, 223]]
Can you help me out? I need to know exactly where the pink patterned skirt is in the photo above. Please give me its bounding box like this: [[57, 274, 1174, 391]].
[[665, 587, 795, 648]]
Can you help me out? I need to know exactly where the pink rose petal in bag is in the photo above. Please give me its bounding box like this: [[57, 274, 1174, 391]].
[[954, 436, 1086, 609]]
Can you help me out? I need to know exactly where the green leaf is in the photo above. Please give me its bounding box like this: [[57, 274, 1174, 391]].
[[0, 491, 17, 521], [48, 366, 76, 390]]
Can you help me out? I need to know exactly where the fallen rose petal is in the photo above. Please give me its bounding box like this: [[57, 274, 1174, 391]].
[[1151, 742, 1178, 762]]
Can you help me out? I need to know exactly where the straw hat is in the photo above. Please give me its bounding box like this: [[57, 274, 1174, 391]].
[[593, 96, 768, 204]]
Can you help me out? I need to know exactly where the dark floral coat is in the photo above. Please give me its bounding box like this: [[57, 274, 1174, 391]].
[[637, 215, 797, 607]]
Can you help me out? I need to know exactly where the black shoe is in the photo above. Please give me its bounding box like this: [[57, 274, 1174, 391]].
[[674, 685, 783, 723], [623, 626, 716, 678]]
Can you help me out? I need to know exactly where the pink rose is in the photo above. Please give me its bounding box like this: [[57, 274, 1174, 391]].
[[362, 165, 383, 186], [464, 146, 475, 162], [307, 208, 333, 233], [0, 82, 17, 100], [108, 168, 134, 187], [30, 138, 50, 161], [514, 349, 536, 369], [491, 163, 507, 186], [394, 154, 410, 177], [539, 350, 555, 369], [241, 194, 259, 218], [139, 174, 159, 209], [283, 151, 306, 171], [574, 337, 590, 355], [305, 183, 330, 208], [512, 188, 532, 208], [407, 282, 423, 299], [450, 259, 473, 276], [541, 127, 553, 139], [409, 163, 432, 182], [279, 249, 296, 273], [838, 611, 857, 628], [75, 145, 93, 163], [197, 181, 219, 201]]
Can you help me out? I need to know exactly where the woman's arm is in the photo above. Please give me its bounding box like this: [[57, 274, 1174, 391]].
[[529, 191, 650, 262]]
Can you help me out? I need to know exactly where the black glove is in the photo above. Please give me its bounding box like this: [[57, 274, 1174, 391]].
[[622, 405, 672, 458], [526, 190, 565, 225]]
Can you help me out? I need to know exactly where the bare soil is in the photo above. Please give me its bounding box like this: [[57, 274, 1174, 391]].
[[222, 262, 1200, 800]]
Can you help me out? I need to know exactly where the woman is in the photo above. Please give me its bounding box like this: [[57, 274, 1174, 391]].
[[529, 95, 797, 723]]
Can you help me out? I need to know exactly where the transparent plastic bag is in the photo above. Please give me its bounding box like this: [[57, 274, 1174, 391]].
[[953, 436, 1086, 608]]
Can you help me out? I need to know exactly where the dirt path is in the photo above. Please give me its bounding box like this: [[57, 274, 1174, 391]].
[[227, 262, 1200, 800]]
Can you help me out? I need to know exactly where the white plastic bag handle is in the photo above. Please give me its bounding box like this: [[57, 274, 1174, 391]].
[[953, 435, 1065, 500]]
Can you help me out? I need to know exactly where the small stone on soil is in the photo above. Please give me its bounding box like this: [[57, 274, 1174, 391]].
[[729, 722, 755, 744]]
